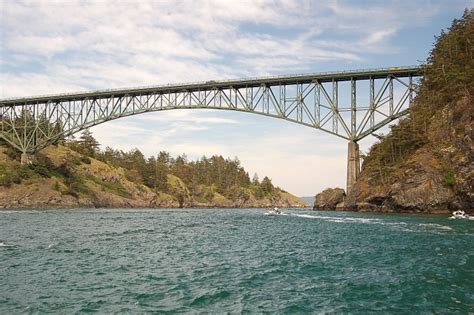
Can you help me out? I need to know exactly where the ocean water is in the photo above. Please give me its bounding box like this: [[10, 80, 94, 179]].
[[1, 208, 473, 313]]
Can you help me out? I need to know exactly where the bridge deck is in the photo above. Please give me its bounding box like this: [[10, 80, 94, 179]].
[[0, 66, 422, 106]]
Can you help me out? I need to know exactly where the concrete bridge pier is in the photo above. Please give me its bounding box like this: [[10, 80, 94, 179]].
[[346, 141, 360, 195], [21, 152, 33, 165]]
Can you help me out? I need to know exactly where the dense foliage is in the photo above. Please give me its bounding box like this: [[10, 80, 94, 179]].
[[63, 129, 280, 201], [361, 9, 473, 185], [0, 129, 286, 207]]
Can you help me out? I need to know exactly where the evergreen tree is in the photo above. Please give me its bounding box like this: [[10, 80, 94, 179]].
[[361, 9, 474, 184], [252, 173, 259, 185], [260, 176, 275, 195], [78, 129, 100, 157]]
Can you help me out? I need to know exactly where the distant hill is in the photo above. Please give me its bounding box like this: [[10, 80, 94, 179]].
[[299, 196, 315, 207]]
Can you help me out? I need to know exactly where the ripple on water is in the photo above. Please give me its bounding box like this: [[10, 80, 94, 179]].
[[0, 208, 472, 313]]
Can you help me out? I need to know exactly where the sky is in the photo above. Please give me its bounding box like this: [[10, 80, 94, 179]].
[[1, 0, 472, 196]]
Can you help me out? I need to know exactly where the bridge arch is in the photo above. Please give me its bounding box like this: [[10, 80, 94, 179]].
[[0, 67, 421, 192]]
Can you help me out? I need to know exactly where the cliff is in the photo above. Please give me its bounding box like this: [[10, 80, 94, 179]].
[[345, 10, 473, 213], [0, 145, 305, 209], [313, 188, 345, 210]]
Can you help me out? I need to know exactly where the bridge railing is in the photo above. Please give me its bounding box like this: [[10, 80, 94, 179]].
[[0, 66, 422, 104]]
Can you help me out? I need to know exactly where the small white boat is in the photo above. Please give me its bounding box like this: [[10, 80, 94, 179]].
[[265, 207, 286, 216], [449, 210, 472, 220]]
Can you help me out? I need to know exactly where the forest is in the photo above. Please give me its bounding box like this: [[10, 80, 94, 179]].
[[346, 9, 473, 212], [0, 123, 288, 208], [66, 129, 280, 201], [360, 9, 473, 186]]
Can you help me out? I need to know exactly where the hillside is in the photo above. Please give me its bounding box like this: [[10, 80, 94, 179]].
[[345, 10, 473, 213], [0, 144, 305, 209]]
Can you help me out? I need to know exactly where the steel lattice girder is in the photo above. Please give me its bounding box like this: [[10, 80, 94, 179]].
[[0, 66, 421, 153]]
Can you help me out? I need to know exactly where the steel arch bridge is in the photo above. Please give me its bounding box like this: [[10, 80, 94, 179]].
[[0, 66, 422, 192]]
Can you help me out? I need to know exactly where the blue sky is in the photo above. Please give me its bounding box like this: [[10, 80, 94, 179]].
[[1, 0, 472, 196]]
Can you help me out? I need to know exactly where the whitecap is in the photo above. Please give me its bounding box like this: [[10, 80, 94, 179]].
[[294, 214, 318, 219], [289, 214, 382, 224], [418, 223, 453, 231]]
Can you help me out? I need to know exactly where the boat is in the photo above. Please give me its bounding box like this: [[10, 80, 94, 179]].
[[449, 210, 472, 220], [265, 207, 286, 216]]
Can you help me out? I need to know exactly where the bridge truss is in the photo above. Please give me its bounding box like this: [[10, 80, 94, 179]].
[[0, 66, 421, 156]]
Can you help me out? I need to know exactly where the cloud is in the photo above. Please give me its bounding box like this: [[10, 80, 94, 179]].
[[8, 35, 77, 56], [1, 0, 443, 99], [89, 110, 242, 157], [136, 111, 239, 125], [90, 108, 349, 196], [362, 29, 398, 46]]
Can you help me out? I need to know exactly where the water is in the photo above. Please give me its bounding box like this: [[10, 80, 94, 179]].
[[1, 208, 473, 313]]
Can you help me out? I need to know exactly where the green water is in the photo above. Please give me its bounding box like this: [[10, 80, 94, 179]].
[[1, 208, 473, 313]]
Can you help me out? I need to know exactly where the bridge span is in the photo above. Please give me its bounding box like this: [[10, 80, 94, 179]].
[[0, 66, 422, 193]]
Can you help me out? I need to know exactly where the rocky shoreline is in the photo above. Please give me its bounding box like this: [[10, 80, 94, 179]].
[[312, 13, 474, 215], [0, 175, 305, 210], [312, 187, 469, 215]]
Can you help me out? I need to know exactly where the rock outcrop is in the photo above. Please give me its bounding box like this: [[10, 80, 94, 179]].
[[345, 97, 473, 214], [344, 11, 474, 214], [313, 188, 345, 210], [344, 148, 465, 213]]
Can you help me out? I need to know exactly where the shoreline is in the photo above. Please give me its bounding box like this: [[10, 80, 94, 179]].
[[0, 205, 311, 211], [0, 206, 463, 216], [313, 208, 473, 215]]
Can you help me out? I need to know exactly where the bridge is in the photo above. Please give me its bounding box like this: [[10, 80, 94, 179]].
[[0, 66, 422, 193]]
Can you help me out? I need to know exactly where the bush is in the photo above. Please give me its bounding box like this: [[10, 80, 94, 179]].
[[0, 164, 35, 187], [443, 169, 456, 187], [80, 156, 92, 164], [0, 166, 12, 187], [30, 153, 56, 177], [17, 166, 34, 180], [29, 164, 51, 178], [87, 175, 131, 198], [4, 146, 20, 160], [53, 180, 60, 191]]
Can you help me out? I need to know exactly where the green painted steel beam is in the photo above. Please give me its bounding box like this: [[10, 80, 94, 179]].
[[0, 66, 422, 106]]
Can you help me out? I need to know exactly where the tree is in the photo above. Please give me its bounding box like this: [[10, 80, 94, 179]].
[[78, 129, 100, 157], [252, 173, 259, 185], [260, 176, 274, 195], [360, 9, 474, 185]]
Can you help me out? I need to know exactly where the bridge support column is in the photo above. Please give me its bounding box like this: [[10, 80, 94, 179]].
[[21, 152, 32, 165], [346, 141, 360, 194]]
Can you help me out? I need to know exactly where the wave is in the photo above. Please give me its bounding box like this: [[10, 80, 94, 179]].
[[292, 213, 382, 224], [418, 223, 453, 231], [290, 213, 459, 235], [292, 214, 453, 236], [0, 241, 15, 248], [288, 213, 450, 235], [293, 214, 318, 219]]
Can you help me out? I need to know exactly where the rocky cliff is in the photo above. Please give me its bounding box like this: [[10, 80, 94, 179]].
[[345, 11, 473, 213], [0, 145, 305, 209], [313, 188, 345, 210]]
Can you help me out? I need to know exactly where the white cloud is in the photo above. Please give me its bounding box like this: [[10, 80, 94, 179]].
[[362, 29, 397, 46], [136, 111, 239, 125], [2, 0, 442, 98], [90, 110, 350, 196]]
